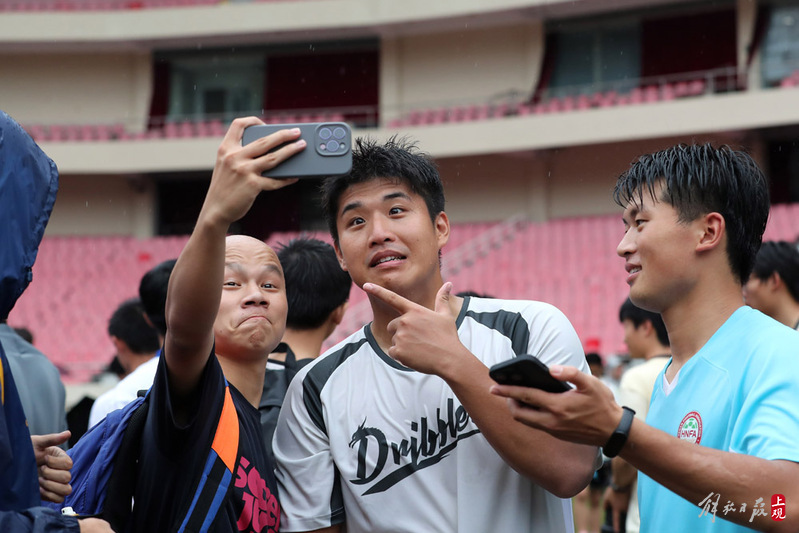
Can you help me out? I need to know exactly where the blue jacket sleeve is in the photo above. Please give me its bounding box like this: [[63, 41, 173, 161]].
[[0, 507, 79, 533]]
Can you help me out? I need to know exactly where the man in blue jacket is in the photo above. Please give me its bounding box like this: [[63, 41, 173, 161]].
[[0, 110, 111, 533]]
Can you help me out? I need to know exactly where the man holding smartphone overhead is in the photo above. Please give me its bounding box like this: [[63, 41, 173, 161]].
[[272, 137, 600, 533]]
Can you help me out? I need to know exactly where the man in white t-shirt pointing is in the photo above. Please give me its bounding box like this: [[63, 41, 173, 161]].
[[273, 137, 599, 533]]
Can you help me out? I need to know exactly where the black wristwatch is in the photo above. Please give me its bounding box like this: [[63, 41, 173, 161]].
[[603, 406, 636, 458]]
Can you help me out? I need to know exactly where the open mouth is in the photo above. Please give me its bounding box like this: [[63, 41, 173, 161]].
[[370, 254, 406, 267]]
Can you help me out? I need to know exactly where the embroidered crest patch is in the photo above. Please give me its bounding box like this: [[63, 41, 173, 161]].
[[677, 411, 702, 444]]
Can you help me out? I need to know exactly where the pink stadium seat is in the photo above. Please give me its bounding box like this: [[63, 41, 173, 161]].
[[687, 79, 706, 96], [576, 94, 591, 110], [516, 103, 533, 116], [545, 98, 563, 113], [164, 121, 180, 138], [473, 103, 490, 121], [110, 123, 127, 140], [63, 125, 81, 141], [209, 118, 226, 136], [559, 96, 575, 112], [178, 120, 194, 137], [450, 105, 471, 122], [196, 120, 214, 137], [26, 125, 46, 141], [661, 83, 676, 101], [407, 109, 425, 126], [490, 102, 509, 118], [428, 108, 447, 124], [599, 90, 618, 107], [643, 85, 660, 103], [47, 124, 66, 142]]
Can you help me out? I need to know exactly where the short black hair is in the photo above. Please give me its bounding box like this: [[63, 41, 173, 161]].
[[585, 352, 603, 367], [750, 241, 799, 302], [619, 297, 670, 347], [277, 237, 351, 330], [138, 258, 176, 337], [13, 326, 33, 344], [108, 297, 160, 354], [321, 136, 445, 244], [613, 144, 769, 284]]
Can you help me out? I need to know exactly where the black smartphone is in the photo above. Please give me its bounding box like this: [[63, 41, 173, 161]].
[[489, 355, 572, 393], [241, 122, 353, 178]]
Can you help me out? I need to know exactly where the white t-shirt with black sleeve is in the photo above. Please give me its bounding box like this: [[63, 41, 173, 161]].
[[274, 296, 591, 533]]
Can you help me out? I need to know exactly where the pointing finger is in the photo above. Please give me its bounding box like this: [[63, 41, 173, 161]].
[[363, 283, 419, 314]]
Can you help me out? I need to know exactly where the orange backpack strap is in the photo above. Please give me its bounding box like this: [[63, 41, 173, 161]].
[[178, 383, 240, 532]]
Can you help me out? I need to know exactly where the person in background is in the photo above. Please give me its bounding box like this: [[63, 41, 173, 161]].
[[87, 296, 161, 428], [259, 237, 350, 462], [604, 298, 670, 533], [573, 352, 612, 533], [0, 318, 68, 442], [742, 240, 799, 330]]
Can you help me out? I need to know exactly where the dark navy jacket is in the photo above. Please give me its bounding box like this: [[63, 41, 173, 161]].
[[0, 110, 78, 532]]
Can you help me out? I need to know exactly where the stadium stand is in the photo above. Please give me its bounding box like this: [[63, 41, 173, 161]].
[[22, 112, 346, 144], [9, 205, 799, 384], [0, 0, 246, 11]]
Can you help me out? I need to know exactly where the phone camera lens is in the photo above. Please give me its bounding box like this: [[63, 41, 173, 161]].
[[333, 127, 346, 139], [325, 140, 340, 152], [319, 127, 332, 140]]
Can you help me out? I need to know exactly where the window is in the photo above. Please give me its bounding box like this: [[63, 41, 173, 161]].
[[547, 23, 641, 97], [151, 39, 379, 126], [761, 4, 799, 86], [168, 53, 264, 122]]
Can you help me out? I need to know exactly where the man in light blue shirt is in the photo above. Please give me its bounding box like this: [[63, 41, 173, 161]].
[[493, 144, 799, 532]]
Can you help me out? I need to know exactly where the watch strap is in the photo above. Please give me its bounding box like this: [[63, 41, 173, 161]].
[[603, 406, 636, 458]]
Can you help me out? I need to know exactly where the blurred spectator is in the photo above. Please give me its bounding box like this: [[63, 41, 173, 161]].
[[604, 298, 670, 533], [92, 356, 125, 383], [13, 327, 33, 344], [260, 237, 350, 462], [0, 320, 68, 444], [602, 354, 628, 400], [743, 240, 799, 329], [105, 298, 160, 377], [574, 352, 612, 533], [87, 261, 174, 430]]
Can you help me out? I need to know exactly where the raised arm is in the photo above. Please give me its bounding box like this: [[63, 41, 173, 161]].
[[164, 117, 304, 401]]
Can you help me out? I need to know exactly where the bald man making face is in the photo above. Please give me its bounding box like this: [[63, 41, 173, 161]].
[[125, 119, 304, 533]]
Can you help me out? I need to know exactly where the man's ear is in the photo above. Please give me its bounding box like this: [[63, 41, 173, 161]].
[[331, 301, 348, 326], [768, 271, 784, 292], [640, 319, 654, 339], [110, 335, 125, 352], [334, 242, 348, 272], [435, 211, 451, 250], [696, 212, 725, 252]]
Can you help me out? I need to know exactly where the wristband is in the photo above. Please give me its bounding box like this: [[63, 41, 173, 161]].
[[603, 406, 636, 458]]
